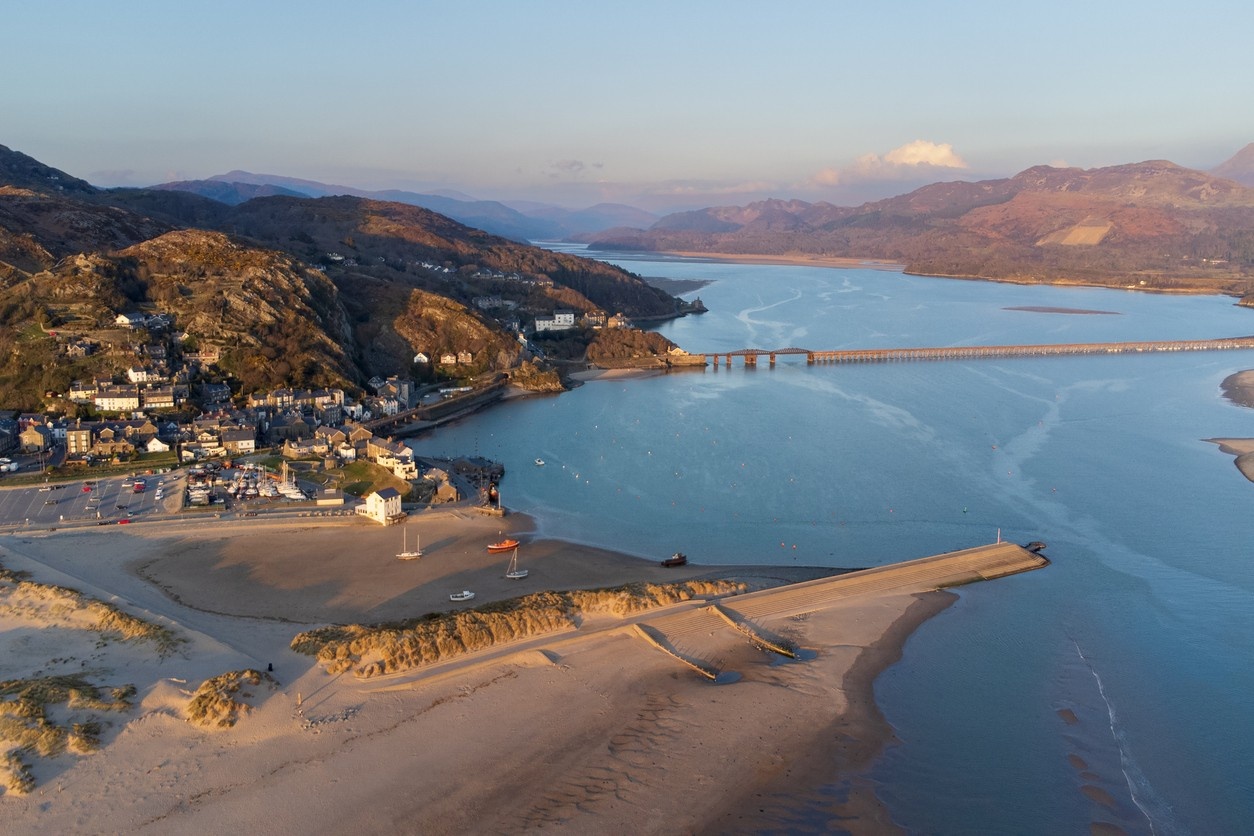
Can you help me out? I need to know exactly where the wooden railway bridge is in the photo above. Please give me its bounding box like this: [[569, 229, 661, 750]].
[[705, 336, 1254, 367]]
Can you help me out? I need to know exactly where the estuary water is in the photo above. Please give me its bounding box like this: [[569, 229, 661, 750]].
[[410, 249, 1254, 834]]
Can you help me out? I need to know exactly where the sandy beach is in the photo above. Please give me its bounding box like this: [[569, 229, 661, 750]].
[[0, 509, 961, 833]]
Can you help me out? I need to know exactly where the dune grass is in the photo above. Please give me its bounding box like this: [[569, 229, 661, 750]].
[[185, 669, 279, 728], [0, 675, 134, 795], [0, 562, 183, 657], [291, 579, 746, 678]]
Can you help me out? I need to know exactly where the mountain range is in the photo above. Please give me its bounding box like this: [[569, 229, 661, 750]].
[[0, 144, 686, 409], [150, 171, 659, 241], [584, 153, 1254, 301], [153, 146, 1254, 302]]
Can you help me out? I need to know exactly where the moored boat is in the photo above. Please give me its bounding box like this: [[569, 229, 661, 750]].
[[449, 590, 475, 602], [397, 527, 423, 560], [504, 548, 528, 580], [487, 538, 520, 553], [661, 552, 688, 567]]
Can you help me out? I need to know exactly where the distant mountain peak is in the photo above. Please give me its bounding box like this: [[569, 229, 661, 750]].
[[0, 143, 97, 196], [1213, 142, 1254, 186]]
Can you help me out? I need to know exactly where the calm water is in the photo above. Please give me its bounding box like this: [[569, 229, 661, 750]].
[[410, 249, 1254, 834]]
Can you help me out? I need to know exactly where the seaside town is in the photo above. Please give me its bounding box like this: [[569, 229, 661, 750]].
[[0, 300, 631, 529]]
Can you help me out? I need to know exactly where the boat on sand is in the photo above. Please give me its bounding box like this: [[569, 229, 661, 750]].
[[487, 538, 520, 554], [397, 527, 423, 560], [661, 552, 688, 567], [449, 590, 475, 602], [504, 548, 528, 580]]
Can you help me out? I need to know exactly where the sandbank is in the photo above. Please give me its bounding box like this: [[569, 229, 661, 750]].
[[1219, 369, 1254, 409], [0, 513, 951, 834], [1204, 437, 1254, 483], [1003, 305, 1121, 315], [661, 251, 906, 271]]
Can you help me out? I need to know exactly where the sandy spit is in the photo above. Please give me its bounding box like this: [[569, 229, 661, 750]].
[[0, 511, 947, 834]]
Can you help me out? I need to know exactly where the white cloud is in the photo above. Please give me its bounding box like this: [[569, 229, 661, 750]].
[[812, 140, 969, 186], [882, 140, 967, 168]]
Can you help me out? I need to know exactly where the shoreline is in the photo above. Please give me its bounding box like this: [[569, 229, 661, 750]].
[[649, 248, 1250, 299], [659, 250, 906, 271], [1209, 370, 1254, 484], [1219, 368, 1254, 409], [0, 512, 960, 833]]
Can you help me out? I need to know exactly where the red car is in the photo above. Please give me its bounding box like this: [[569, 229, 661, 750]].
[[117, 518, 130, 525]]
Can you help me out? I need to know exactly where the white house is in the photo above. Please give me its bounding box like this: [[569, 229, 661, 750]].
[[534, 309, 577, 332], [115, 312, 147, 328], [357, 487, 404, 524], [95, 386, 141, 413], [146, 437, 171, 453]]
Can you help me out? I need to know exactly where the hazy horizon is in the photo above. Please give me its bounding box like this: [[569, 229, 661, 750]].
[[5, 1, 1250, 212]]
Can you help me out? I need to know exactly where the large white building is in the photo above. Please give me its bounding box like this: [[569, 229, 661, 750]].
[[358, 487, 404, 524]]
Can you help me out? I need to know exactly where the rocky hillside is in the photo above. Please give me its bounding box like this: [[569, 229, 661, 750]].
[[393, 289, 522, 375], [0, 228, 357, 400], [588, 160, 1254, 299], [0, 144, 691, 406]]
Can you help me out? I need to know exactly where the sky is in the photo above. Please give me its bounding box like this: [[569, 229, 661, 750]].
[[4, 0, 1251, 213]]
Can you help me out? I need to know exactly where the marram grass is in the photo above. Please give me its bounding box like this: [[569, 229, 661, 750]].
[[292, 579, 746, 678]]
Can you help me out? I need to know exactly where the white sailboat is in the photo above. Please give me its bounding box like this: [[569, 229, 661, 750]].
[[504, 547, 528, 579], [397, 527, 423, 560]]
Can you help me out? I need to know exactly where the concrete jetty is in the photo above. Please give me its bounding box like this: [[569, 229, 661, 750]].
[[638, 541, 1047, 671], [726, 541, 1047, 621]]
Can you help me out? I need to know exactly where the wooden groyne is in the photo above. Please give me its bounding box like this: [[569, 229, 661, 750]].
[[707, 603, 799, 659], [701, 336, 1254, 368], [631, 623, 720, 680]]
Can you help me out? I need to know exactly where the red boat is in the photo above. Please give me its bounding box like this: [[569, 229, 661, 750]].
[[486, 538, 520, 554]]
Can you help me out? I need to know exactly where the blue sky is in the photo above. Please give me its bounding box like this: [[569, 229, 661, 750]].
[[4, 0, 1251, 211]]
